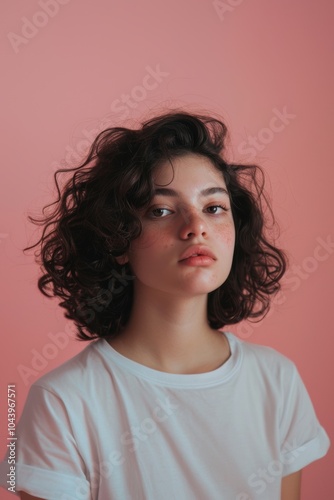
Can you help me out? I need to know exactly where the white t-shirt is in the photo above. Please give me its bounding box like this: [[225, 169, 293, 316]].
[[0, 331, 330, 499]]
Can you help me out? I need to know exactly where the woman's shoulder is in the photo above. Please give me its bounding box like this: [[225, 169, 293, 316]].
[[224, 332, 307, 406], [30, 338, 107, 394], [225, 331, 298, 376]]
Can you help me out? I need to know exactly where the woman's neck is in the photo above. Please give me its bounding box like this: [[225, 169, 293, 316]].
[[108, 286, 230, 374]]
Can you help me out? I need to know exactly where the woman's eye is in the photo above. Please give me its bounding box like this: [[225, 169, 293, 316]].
[[150, 208, 173, 218], [205, 205, 228, 214]]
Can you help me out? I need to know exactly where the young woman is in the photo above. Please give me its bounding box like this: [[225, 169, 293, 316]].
[[1, 111, 329, 499]]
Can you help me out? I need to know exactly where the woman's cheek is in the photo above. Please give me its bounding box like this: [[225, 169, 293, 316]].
[[130, 224, 166, 252], [215, 220, 235, 248]]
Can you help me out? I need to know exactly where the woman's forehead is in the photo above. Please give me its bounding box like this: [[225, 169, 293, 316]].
[[152, 153, 227, 190]]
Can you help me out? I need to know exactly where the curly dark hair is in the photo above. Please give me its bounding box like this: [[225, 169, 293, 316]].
[[24, 111, 287, 341]]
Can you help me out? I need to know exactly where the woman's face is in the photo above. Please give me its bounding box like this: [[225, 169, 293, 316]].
[[123, 153, 235, 298]]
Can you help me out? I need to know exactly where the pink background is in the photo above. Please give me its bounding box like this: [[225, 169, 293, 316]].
[[1, 0, 333, 498]]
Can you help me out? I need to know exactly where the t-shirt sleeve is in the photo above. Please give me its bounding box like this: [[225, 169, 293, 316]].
[[279, 363, 330, 476], [0, 384, 90, 500]]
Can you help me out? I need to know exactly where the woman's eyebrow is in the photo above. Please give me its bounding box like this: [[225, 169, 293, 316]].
[[153, 187, 229, 197]]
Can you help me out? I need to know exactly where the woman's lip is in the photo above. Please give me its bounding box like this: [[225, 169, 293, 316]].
[[179, 255, 215, 266], [179, 245, 216, 261]]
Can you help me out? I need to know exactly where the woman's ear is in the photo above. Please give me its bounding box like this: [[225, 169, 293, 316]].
[[115, 254, 129, 265]]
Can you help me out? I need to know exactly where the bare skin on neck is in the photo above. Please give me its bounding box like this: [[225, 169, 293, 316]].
[[108, 285, 231, 374]]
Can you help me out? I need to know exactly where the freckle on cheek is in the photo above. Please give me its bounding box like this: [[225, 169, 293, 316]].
[[215, 224, 235, 246], [225, 228, 235, 246]]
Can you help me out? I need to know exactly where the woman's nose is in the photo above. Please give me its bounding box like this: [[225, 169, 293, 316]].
[[178, 208, 208, 240]]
